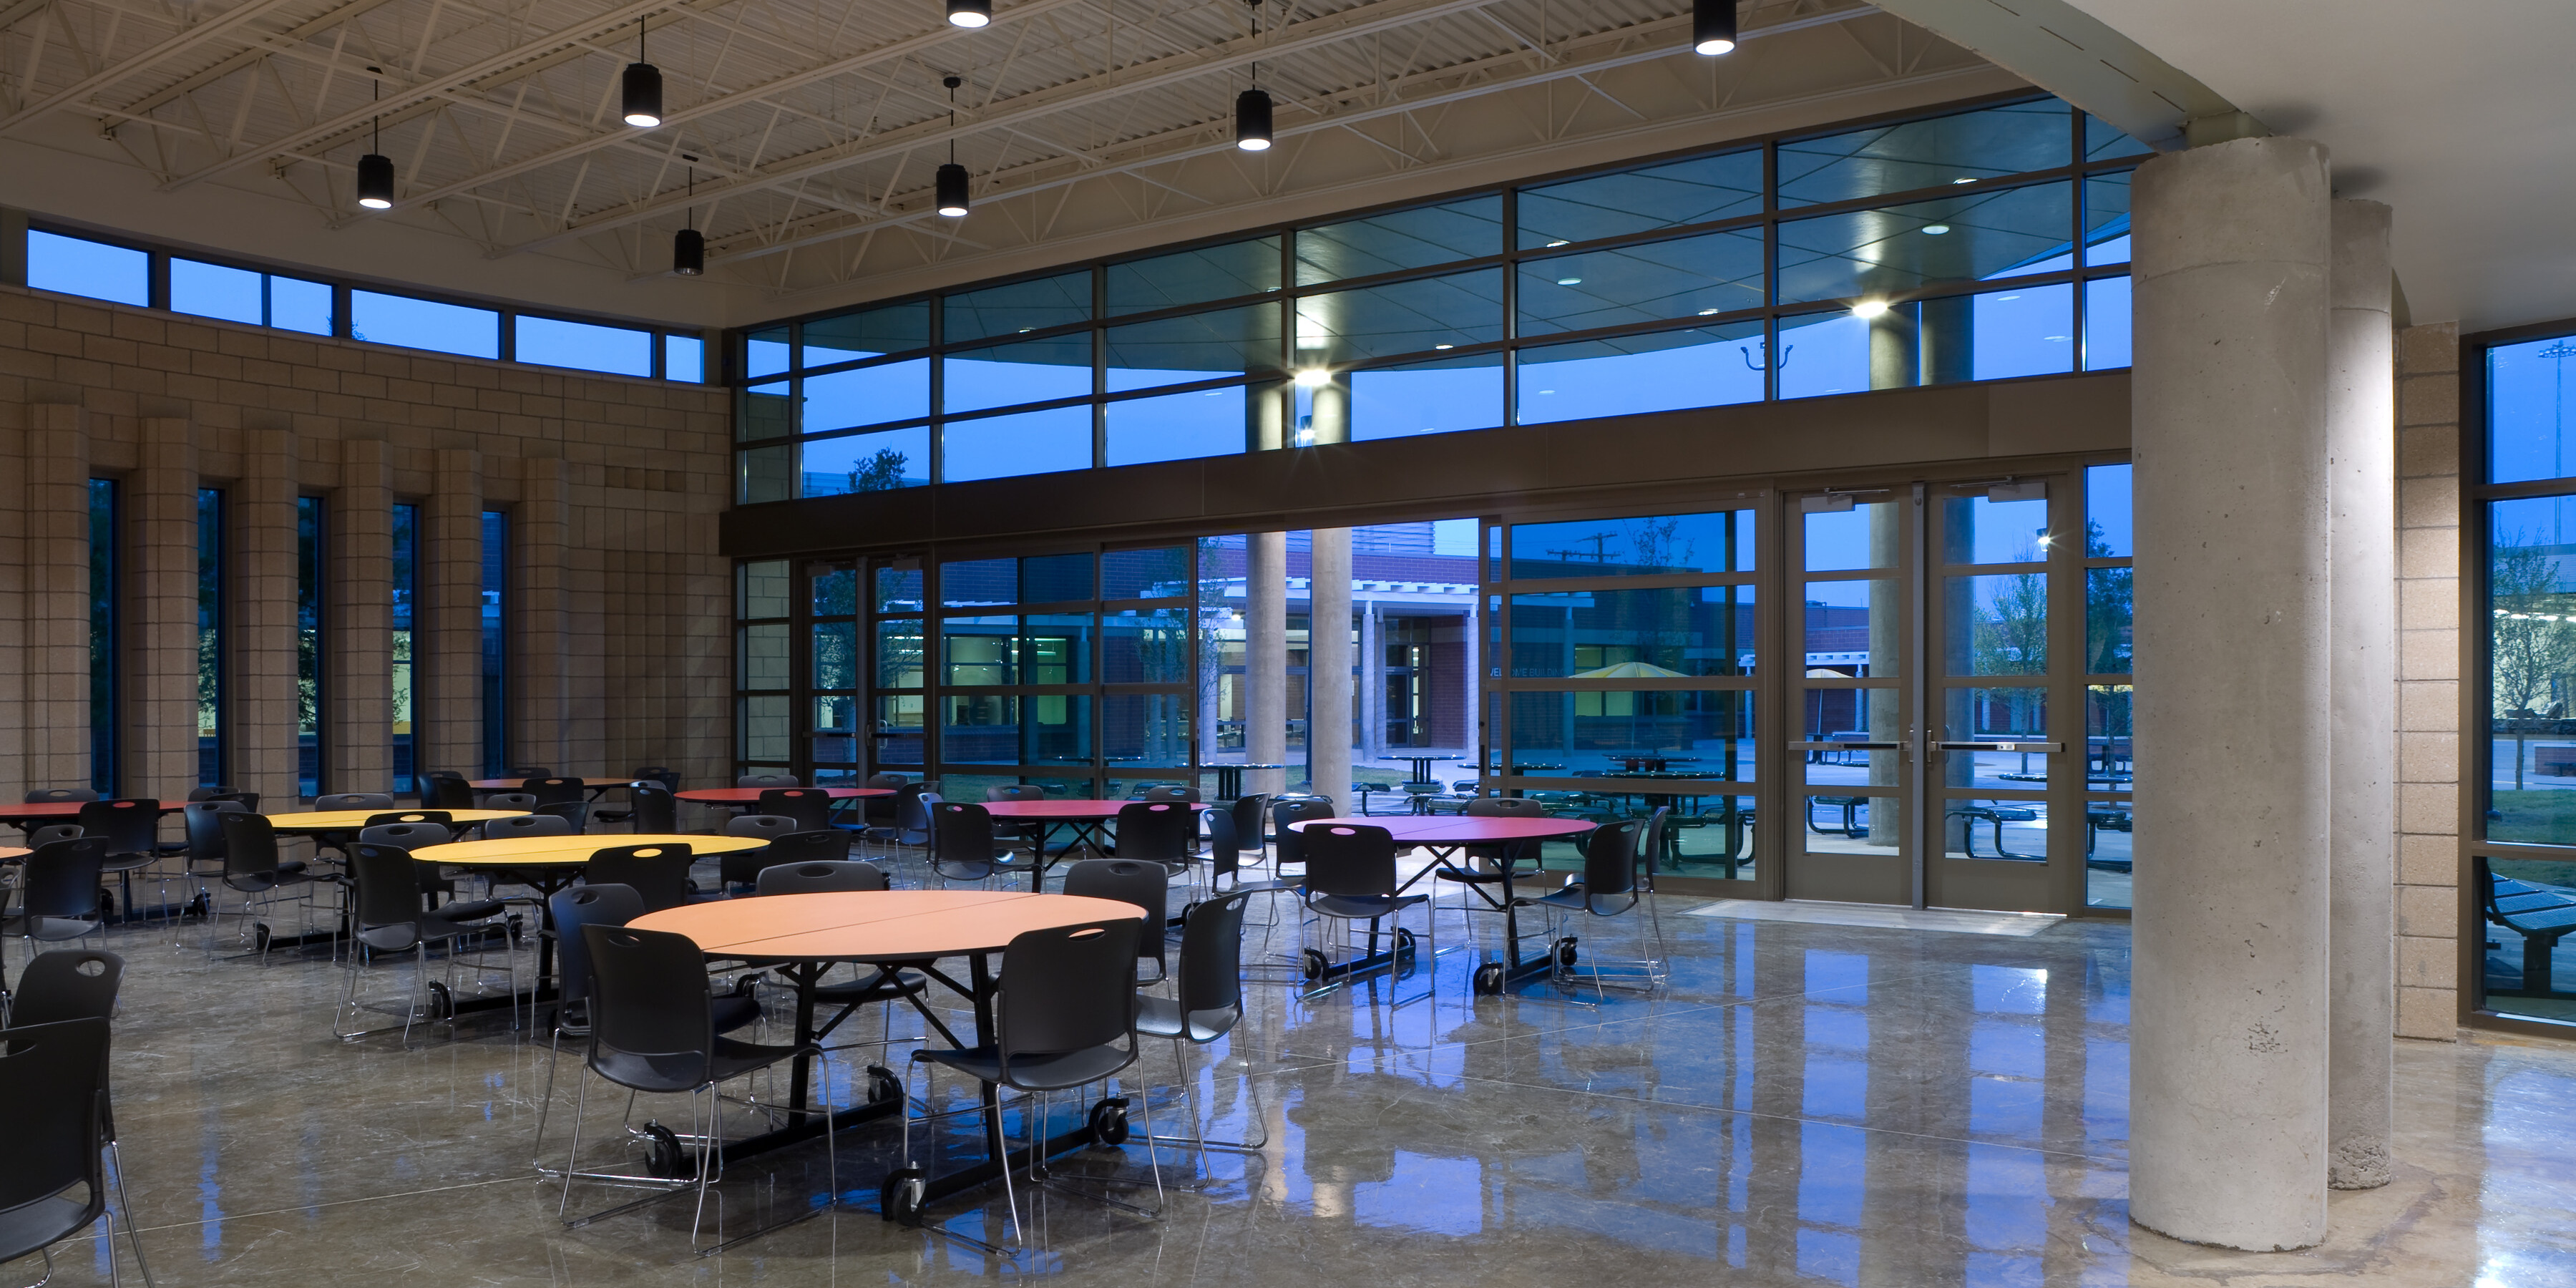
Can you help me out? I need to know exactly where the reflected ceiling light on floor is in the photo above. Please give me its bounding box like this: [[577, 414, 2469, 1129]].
[[621, 20, 661, 127], [1693, 0, 1737, 54], [1922, 223, 1951, 235], [1237, 0, 1273, 150], [1850, 299, 1890, 319], [673, 159, 703, 275], [935, 75, 970, 216], [947, 0, 991, 26], [1294, 368, 1332, 387], [356, 68, 393, 209]]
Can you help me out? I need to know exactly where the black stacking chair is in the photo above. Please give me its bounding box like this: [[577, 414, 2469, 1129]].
[[76, 799, 163, 924], [0, 1017, 153, 1288], [23, 824, 83, 849], [561, 924, 831, 1254], [735, 772, 799, 789], [1111, 801, 1196, 877], [335, 843, 521, 1044], [754, 860, 888, 896], [22, 788, 97, 805], [858, 774, 909, 844], [724, 830, 841, 891], [421, 773, 477, 811], [632, 767, 680, 791], [1432, 796, 1560, 937], [522, 777, 585, 808], [757, 788, 835, 831], [1203, 805, 1299, 937], [485, 813, 574, 841], [897, 918, 1154, 1240], [927, 799, 1039, 887], [1297, 823, 1432, 990], [585, 842, 696, 913], [1136, 892, 1266, 1163], [4, 839, 109, 987], [1269, 798, 1336, 879], [1136, 785, 1199, 803], [315, 793, 396, 812], [178, 800, 248, 910], [716, 814, 798, 889], [535, 800, 592, 833], [505, 767, 555, 780], [209, 814, 328, 962], [1526, 811, 1667, 997], [985, 784, 1047, 849], [616, 784, 679, 834], [361, 819, 462, 905], [531, 884, 759, 1175], [1224, 794, 1269, 869], [481, 791, 540, 816], [862, 783, 935, 856], [1063, 858, 1172, 982], [6, 949, 123, 1028]]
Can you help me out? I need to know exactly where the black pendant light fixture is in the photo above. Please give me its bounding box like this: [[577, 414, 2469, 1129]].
[[673, 158, 704, 275], [1236, 0, 1273, 151], [946, 0, 990, 27], [1692, 0, 1737, 55], [622, 18, 663, 127], [935, 74, 970, 218], [356, 67, 394, 209]]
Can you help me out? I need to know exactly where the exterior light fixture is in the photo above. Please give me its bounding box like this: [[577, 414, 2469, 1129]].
[[673, 159, 703, 275], [935, 75, 970, 217], [356, 68, 394, 209], [1850, 299, 1890, 319], [947, 0, 991, 26], [622, 20, 661, 127], [1294, 368, 1332, 387], [1693, 0, 1737, 55], [1236, 0, 1273, 150]]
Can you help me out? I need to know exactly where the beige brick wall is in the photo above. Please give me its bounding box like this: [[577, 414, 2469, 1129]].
[[2394, 321, 2462, 1039], [0, 282, 733, 807]]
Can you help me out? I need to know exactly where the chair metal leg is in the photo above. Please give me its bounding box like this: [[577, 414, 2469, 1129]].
[[532, 1023, 565, 1169], [559, 1063, 589, 1217], [108, 1140, 154, 1288]]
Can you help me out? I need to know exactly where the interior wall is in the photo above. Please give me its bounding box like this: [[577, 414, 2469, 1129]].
[[0, 281, 733, 809], [2396, 321, 2464, 1038]]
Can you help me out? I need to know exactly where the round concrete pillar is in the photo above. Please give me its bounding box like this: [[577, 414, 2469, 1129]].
[[1310, 528, 1354, 806], [2129, 135, 2333, 1252], [1248, 531, 1289, 799], [2327, 197, 2396, 1191]]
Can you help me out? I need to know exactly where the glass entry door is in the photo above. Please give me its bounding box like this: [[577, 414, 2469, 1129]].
[[1787, 478, 2082, 912]]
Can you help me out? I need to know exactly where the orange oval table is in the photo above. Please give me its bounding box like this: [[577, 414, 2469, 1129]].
[[632, 890, 1144, 1207], [979, 799, 1207, 889]]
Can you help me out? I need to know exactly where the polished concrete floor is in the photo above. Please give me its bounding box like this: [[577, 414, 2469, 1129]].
[[41, 862, 2576, 1287]]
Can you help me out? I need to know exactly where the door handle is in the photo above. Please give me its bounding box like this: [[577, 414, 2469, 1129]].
[[1794, 741, 1901, 751], [1935, 741, 2062, 753]]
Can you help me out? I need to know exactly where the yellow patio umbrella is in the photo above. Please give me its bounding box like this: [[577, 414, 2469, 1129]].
[[1569, 660, 1689, 679]]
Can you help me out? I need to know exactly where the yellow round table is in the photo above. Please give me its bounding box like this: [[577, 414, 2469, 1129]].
[[265, 807, 530, 831], [410, 832, 766, 867]]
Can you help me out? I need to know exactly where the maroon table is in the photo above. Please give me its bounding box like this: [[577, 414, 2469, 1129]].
[[1294, 814, 1596, 993], [0, 799, 190, 831], [981, 799, 1207, 890]]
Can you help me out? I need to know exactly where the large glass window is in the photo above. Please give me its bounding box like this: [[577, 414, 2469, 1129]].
[[1295, 197, 1502, 285], [89, 479, 118, 795], [351, 291, 500, 359], [945, 270, 1092, 344], [33, 232, 148, 306], [942, 406, 1093, 482], [1517, 150, 1762, 248], [804, 301, 930, 366], [1109, 238, 1281, 314], [1778, 99, 2071, 207], [1517, 228, 1765, 336], [391, 503, 419, 795], [480, 511, 507, 777], [296, 496, 325, 798], [514, 315, 653, 377], [196, 488, 225, 788], [1516, 324, 1766, 422]]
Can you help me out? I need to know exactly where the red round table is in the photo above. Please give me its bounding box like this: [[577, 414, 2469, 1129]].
[[0, 800, 189, 831], [982, 799, 1206, 889], [1294, 814, 1595, 993], [631, 890, 1145, 1221]]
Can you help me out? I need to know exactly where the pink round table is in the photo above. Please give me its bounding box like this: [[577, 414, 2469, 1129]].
[[1294, 813, 1596, 993], [980, 799, 1208, 888]]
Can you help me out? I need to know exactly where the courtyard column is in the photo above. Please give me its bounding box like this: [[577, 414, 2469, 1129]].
[[2129, 135, 2333, 1252], [2327, 197, 2398, 1191], [1311, 528, 1353, 805], [1248, 531, 1288, 799]]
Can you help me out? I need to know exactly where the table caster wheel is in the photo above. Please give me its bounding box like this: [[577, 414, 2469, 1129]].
[[186, 890, 210, 920], [1556, 938, 1579, 967], [1302, 949, 1330, 982], [1473, 962, 1506, 995], [640, 1121, 686, 1179], [425, 980, 454, 1021], [881, 1166, 927, 1226], [1088, 1097, 1131, 1146], [252, 923, 272, 953], [1394, 927, 1418, 961], [867, 1064, 903, 1105]]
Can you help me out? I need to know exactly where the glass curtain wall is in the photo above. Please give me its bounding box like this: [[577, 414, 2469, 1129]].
[[1491, 508, 1760, 878], [391, 503, 419, 794], [2474, 326, 2576, 1025], [89, 479, 118, 796], [479, 511, 507, 777], [296, 495, 324, 798], [736, 95, 2144, 499], [197, 488, 225, 787], [2083, 466, 2135, 907]]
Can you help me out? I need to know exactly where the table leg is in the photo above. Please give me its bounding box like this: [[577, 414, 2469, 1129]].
[[786, 961, 822, 1126]]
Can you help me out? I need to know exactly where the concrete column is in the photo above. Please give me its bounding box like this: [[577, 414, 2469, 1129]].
[[1358, 599, 1384, 760], [2129, 136, 2333, 1252], [331, 439, 394, 793], [2327, 197, 2397, 1191], [1461, 604, 1480, 779], [232, 426, 301, 804], [26, 406, 92, 792], [130, 418, 200, 801], [1247, 531, 1288, 798], [514, 457, 570, 775], [422, 451, 483, 777], [1311, 528, 1353, 806]]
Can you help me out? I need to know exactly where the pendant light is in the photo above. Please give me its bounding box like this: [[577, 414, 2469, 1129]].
[[1692, 0, 1737, 55], [1235, 0, 1272, 151], [935, 75, 970, 218], [673, 159, 704, 275], [356, 67, 394, 209], [622, 18, 663, 127], [946, 0, 990, 26]]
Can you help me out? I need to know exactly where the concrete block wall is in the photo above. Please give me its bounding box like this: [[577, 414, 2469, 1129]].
[[0, 282, 733, 817], [2394, 321, 2462, 1038]]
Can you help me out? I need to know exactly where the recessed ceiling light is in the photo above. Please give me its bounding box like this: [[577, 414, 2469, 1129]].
[[1544, 240, 1569, 247], [1433, 343, 1454, 350], [1921, 223, 1951, 235], [1953, 177, 1976, 184], [1294, 368, 1332, 387], [1556, 276, 1582, 286], [1697, 308, 1721, 316], [1538, 389, 1556, 394], [1850, 299, 1890, 319]]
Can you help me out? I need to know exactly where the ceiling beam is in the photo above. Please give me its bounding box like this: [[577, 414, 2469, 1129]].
[[0, 0, 313, 135], [1866, 0, 2230, 149]]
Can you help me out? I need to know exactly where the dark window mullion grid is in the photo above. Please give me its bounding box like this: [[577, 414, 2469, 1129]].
[[2069, 108, 2089, 368], [1500, 185, 1520, 428], [1762, 137, 1781, 402]]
